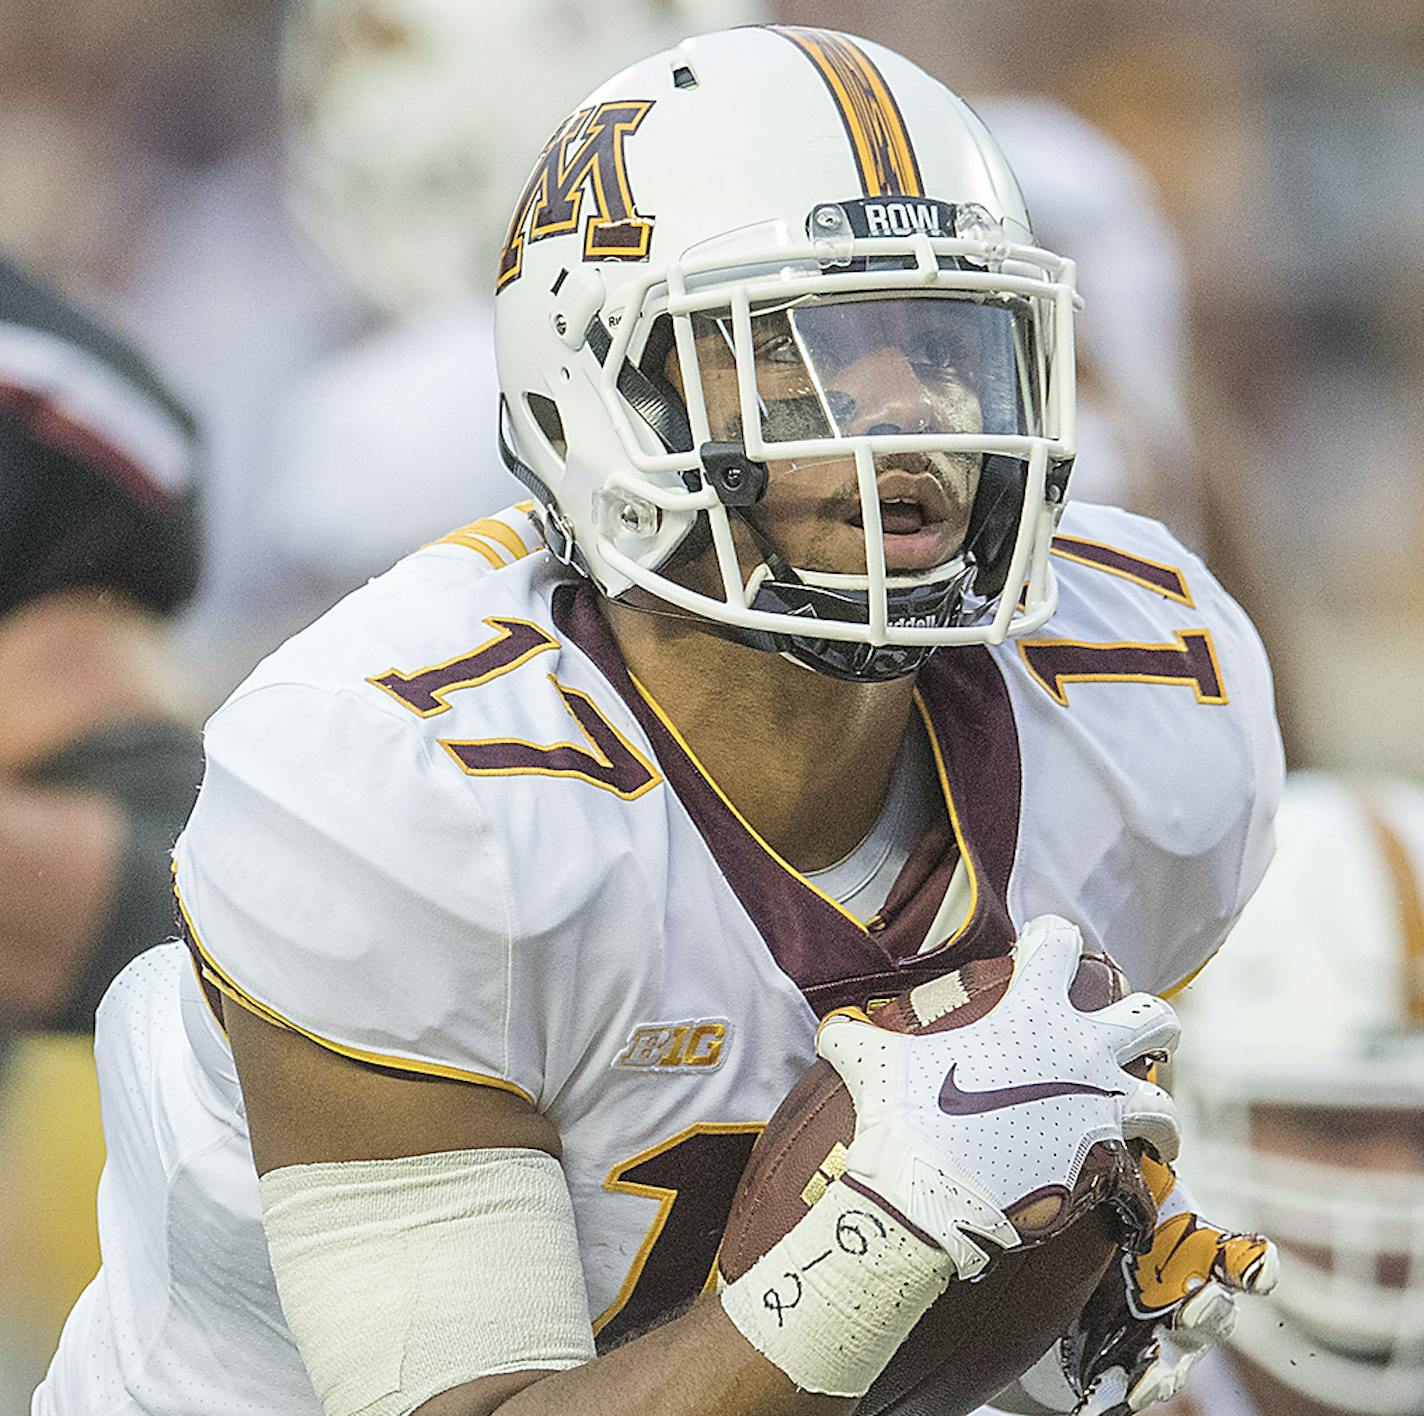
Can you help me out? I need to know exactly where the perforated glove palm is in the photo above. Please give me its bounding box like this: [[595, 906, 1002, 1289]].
[[815, 914, 1181, 1281]]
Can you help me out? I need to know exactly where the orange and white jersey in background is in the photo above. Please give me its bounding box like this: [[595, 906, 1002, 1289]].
[[37, 499, 1281, 1414]]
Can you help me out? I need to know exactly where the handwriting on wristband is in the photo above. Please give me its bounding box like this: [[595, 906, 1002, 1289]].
[[760, 1208, 889, 1326]]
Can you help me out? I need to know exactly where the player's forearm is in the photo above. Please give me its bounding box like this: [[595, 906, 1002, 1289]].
[[422, 1161, 961, 1416], [416, 1300, 853, 1416]]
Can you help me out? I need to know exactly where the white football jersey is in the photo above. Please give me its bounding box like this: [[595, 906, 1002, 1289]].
[[37, 500, 1282, 1413]]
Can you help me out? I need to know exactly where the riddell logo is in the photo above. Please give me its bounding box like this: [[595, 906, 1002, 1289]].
[[892, 614, 939, 630], [613, 1018, 729, 1071]]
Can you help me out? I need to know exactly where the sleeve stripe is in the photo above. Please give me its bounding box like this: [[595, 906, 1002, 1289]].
[[173, 881, 536, 1104], [468, 517, 530, 561], [429, 530, 507, 569], [426, 515, 535, 567]]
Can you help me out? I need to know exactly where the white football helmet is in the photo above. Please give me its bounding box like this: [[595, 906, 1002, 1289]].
[[493, 26, 1077, 681], [282, 0, 767, 315], [1172, 773, 1424, 1415]]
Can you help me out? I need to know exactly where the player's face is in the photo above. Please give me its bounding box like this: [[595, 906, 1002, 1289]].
[[674, 295, 1030, 577]]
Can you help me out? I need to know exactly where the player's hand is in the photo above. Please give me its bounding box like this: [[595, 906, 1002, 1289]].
[[1015, 1155, 1279, 1414], [814, 914, 1181, 1281]]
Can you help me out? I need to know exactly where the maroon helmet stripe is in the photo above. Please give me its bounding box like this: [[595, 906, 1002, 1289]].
[[767, 27, 924, 198]]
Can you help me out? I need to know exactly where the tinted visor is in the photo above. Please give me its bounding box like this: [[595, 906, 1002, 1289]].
[[690, 293, 1038, 448]]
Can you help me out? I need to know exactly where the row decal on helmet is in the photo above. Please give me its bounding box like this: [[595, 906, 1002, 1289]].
[[497, 101, 657, 291], [766, 27, 924, 199], [1359, 793, 1424, 1022]]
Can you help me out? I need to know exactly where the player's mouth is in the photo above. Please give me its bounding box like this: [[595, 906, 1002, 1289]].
[[848, 464, 959, 571]]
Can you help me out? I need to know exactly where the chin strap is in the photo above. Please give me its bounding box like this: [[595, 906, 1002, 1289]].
[[497, 396, 593, 578], [586, 316, 694, 454], [739, 566, 973, 682]]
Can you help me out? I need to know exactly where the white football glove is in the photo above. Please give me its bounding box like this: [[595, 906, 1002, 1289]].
[[1009, 1156, 1279, 1415], [816, 914, 1181, 1281]]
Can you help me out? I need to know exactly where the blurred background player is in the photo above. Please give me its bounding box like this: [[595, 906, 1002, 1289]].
[[1163, 773, 1424, 1416], [259, 0, 767, 630], [971, 97, 1199, 549], [0, 250, 204, 1405]]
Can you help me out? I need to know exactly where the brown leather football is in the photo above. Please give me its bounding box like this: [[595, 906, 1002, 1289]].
[[719, 953, 1151, 1416]]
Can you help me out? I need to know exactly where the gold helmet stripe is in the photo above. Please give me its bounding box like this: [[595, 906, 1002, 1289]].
[[1359, 792, 1424, 1023], [768, 27, 924, 199]]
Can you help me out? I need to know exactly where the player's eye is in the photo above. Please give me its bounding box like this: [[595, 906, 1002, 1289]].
[[909, 331, 971, 380]]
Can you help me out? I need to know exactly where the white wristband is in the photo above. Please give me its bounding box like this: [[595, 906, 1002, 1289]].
[[720, 1177, 953, 1397]]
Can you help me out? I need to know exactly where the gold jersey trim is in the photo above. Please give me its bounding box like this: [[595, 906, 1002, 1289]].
[[1162, 954, 1214, 1001], [911, 689, 980, 951], [173, 878, 537, 1104]]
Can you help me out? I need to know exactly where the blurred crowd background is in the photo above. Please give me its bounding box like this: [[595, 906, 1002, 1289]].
[[0, 0, 1420, 1405]]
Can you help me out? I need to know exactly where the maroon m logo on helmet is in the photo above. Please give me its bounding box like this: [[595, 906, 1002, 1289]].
[[497, 100, 657, 291]]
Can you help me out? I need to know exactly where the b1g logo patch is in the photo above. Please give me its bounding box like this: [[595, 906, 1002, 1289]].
[[613, 1018, 729, 1072], [497, 100, 657, 291]]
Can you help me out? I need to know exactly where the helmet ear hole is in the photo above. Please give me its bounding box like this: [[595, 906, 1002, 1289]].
[[525, 392, 567, 460]]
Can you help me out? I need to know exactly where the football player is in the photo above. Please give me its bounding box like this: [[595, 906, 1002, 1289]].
[[38, 28, 1281, 1416], [1156, 774, 1424, 1416]]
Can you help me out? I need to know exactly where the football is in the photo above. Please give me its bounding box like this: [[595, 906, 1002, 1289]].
[[719, 953, 1146, 1416]]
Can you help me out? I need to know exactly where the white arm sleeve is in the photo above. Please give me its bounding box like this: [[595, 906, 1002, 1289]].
[[259, 1147, 595, 1416]]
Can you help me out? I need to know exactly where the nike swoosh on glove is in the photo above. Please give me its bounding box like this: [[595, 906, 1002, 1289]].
[[1014, 1154, 1279, 1414], [815, 914, 1181, 1281]]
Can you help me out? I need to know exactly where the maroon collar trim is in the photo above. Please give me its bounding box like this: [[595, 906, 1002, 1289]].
[[553, 585, 1021, 1014]]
